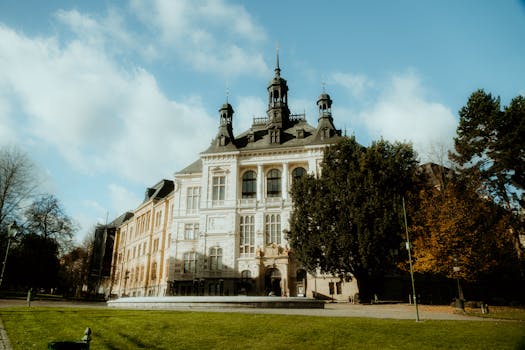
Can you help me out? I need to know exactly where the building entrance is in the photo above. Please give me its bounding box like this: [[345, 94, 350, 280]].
[[265, 268, 282, 296]]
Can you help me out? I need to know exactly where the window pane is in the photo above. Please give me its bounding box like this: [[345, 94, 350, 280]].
[[213, 176, 225, 201], [266, 169, 281, 197], [242, 171, 256, 198], [292, 167, 306, 181]]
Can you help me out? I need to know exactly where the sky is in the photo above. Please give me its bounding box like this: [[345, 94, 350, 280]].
[[1, 0, 524, 243]]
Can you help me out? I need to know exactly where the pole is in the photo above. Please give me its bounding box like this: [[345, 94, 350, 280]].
[[403, 197, 420, 322], [0, 238, 12, 288]]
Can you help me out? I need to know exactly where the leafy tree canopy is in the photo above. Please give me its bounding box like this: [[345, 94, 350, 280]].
[[450, 89, 525, 211], [289, 137, 419, 300], [409, 176, 517, 283]]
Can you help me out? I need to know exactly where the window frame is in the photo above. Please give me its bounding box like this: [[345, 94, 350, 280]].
[[265, 213, 281, 244], [209, 247, 223, 271], [241, 171, 257, 199], [266, 169, 282, 198], [212, 175, 226, 202], [240, 215, 255, 255]]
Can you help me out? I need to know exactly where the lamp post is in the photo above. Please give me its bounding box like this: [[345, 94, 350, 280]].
[[402, 198, 420, 322], [0, 221, 19, 288], [453, 254, 464, 311]]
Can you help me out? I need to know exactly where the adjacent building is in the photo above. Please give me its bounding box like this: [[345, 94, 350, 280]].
[[109, 56, 359, 301]]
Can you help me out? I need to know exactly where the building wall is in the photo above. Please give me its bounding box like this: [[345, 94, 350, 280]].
[[168, 146, 358, 299], [110, 192, 174, 298]]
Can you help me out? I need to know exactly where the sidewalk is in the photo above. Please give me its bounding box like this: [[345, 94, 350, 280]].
[[0, 317, 12, 350]]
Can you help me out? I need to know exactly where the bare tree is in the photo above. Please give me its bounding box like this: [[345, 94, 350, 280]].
[[0, 145, 38, 228], [24, 194, 76, 253]]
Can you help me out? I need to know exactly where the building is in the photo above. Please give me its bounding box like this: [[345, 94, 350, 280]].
[[110, 180, 174, 297], [110, 55, 359, 301]]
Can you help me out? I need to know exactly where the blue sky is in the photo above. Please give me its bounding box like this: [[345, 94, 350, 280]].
[[1, 0, 524, 242]]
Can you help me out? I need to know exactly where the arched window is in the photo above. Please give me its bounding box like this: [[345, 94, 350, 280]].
[[266, 169, 281, 197], [241, 171, 256, 199], [292, 167, 306, 182], [209, 247, 223, 271]]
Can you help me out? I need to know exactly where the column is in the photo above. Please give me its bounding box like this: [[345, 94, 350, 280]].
[[256, 164, 263, 202], [282, 162, 289, 200]]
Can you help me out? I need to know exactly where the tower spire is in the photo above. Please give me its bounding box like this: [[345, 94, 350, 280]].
[[275, 43, 280, 77]]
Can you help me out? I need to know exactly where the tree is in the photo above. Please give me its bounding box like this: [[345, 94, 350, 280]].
[[0, 145, 37, 228], [450, 90, 524, 267], [409, 176, 517, 283], [6, 233, 60, 290], [24, 194, 75, 254], [450, 89, 524, 211], [289, 137, 419, 302]]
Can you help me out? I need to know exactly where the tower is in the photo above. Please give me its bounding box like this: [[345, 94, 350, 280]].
[[315, 90, 339, 140], [215, 101, 235, 147], [266, 49, 290, 144]]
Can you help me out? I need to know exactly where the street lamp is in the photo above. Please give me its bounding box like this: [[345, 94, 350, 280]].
[[453, 254, 464, 311], [0, 221, 20, 288]]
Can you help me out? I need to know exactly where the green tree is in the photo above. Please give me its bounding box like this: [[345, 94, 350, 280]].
[[450, 89, 524, 211], [5, 233, 60, 290], [450, 90, 524, 266], [289, 137, 419, 302]]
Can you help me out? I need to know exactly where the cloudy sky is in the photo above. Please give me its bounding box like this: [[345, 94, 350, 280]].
[[1, 0, 524, 242]]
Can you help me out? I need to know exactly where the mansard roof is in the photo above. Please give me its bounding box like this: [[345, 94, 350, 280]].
[[109, 211, 134, 227], [142, 179, 174, 203], [176, 158, 203, 175], [202, 116, 341, 154]]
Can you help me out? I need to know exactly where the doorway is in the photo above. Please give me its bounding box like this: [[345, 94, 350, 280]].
[[265, 268, 282, 296]]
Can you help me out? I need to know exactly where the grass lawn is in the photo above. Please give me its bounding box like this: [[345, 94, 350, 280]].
[[1, 307, 524, 350]]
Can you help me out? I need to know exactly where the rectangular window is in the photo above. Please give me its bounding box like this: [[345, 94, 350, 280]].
[[265, 214, 281, 244], [184, 223, 199, 240], [336, 282, 342, 295], [209, 247, 223, 271], [329, 282, 335, 295], [212, 176, 226, 202], [151, 262, 157, 280], [240, 215, 255, 255], [183, 252, 197, 273], [153, 238, 159, 252], [186, 187, 201, 213], [155, 210, 162, 228]]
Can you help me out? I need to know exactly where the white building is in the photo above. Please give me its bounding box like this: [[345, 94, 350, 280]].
[[110, 56, 359, 301]]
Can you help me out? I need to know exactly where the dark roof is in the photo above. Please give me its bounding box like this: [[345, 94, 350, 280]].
[[177, 158, 203, 175], [202, 117, 341, 154], [109, 211, 134, 227], [143, 179, 174, 203]]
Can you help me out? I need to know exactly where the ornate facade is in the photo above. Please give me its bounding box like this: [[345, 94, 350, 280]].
[[110, 55, 359, 301]]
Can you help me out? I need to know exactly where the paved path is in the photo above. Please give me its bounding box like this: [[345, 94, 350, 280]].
[[0, 299, 489, 350]]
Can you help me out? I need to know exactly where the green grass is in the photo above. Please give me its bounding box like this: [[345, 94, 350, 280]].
[[1, 307, 524, 350], [463, 306, 525, 321]]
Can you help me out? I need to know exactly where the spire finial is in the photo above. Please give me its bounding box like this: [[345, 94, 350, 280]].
[[322, 80, 326, 93], [275, 43, 281, 76], [226, 80, 230, 103]]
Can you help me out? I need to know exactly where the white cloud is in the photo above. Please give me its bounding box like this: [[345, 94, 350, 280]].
[[108, 184, 141, 214], [55, 8, 157, 60], [0, 25, 216, 184], [234, 96, 266, 132], [330, 72, 374, 99], [356, 72, 457, 162], [130, 0, 269, 77]]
